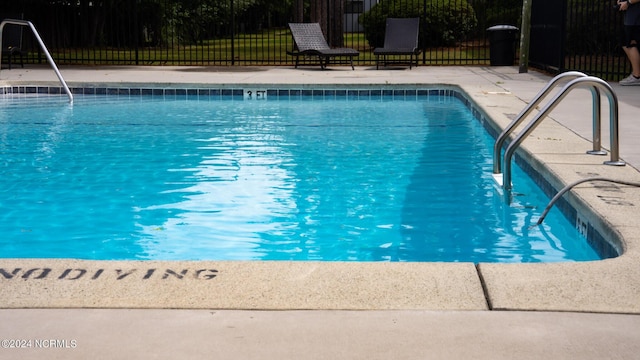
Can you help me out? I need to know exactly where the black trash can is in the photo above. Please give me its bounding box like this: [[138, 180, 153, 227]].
[[487, 25, 519, 66]]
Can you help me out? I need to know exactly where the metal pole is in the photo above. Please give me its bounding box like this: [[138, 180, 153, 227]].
[[230, 0, 235, 65], [587, 87, 606, 155], [134, 0, 139, 65]]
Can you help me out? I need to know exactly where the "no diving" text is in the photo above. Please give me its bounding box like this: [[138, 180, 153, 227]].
[[0, 267, 218, 281]]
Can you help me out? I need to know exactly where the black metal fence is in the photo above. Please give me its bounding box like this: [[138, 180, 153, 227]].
[[0, 0, 631, 80]]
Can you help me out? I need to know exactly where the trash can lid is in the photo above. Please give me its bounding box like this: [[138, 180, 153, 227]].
[[487, 25, 519, 31]]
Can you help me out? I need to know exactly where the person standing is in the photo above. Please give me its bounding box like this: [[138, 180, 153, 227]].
[[619, 0, 640, 85]]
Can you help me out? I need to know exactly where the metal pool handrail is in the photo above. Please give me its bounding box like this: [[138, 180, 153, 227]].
[[492, 71, 589, 176], [534, 177, 640, 226], [0, 19, 73, 103], [502, 76, 625, 196]]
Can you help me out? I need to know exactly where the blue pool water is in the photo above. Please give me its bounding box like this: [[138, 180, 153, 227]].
[[0, 92, 600, 262]]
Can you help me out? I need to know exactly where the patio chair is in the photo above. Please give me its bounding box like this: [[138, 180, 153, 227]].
[[1, 17, 24, 70], [287, 23, 359, 70], [373, 18, 421, 70]]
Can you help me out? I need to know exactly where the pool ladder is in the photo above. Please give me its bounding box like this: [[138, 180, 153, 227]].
[[0, 19, 73, 103], [492, 71, 625, 203]]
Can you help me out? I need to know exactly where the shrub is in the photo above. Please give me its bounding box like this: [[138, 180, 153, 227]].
[[360, 0, 478, 48]]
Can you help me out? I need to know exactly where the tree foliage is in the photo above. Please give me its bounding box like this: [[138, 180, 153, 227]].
[[359, 0, 478, 48]]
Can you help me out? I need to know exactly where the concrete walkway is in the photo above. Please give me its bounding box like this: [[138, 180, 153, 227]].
[[1, 65, 640, 359], [2, 309, 640, 360]]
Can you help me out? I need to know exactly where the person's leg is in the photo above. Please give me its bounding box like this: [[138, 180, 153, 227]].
[[620, 26, 640, 84], [622, 45, 640, 77]]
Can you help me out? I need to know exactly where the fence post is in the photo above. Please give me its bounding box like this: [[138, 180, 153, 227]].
[[519, 0, 532, 73], [134, 0, 139, 65], [231, 0, 235, 65]]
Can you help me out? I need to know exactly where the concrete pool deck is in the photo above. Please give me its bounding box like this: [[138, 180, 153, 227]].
[[1, 65, 640, 358]]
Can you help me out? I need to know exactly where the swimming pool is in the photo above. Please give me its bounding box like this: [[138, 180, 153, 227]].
[[0, 88, 602, 262]]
